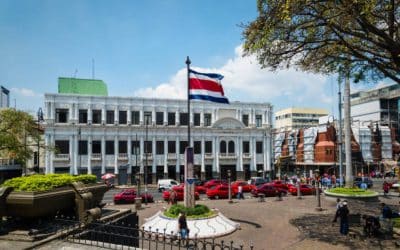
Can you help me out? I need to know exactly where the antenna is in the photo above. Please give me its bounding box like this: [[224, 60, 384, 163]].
[[92, 59, 95, 79]]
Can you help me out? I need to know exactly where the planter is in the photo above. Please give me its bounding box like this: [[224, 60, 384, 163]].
[[324, 189, 379, 202], [2, 183, 109, 218]]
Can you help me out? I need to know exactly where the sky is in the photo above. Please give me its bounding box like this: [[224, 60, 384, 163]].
[[0, 0, 391, 117]]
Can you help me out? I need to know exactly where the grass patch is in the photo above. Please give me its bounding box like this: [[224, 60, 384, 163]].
[[394, 218, 400, 228], [1, 174, 97, 191], [164, 204, 215, 219], [328, 187, 376, 196]]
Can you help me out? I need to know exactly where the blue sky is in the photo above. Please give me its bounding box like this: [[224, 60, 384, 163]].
[[0, 0, 389, 117]]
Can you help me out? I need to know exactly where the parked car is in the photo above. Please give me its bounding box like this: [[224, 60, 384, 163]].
[[288, 184, 321, 195], [269, 180, 288, 190], [113, 189, 154, 204], [248, 177, 269, 186], [353, 177, 373, 188], [206, 184, 237, 199], [251, 184, 287, 197], [204, 179, 228, 189], [157, 179, 179, 192], [231, 180, 255, 193], [162, 185, 200, 201]]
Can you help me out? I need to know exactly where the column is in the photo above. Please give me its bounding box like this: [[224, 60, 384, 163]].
[[250, 137, 254, 171], [164, 138, 168, 177], [239, 137, 243, 171], [114, 107, 119, 124], [101, 136, 106, 174], [152, 136, 156, 174], [140, 110, 144, 125], [45, 134, 50, 174], [49, 134, 54, 173], [101, 107, 105, 124], [214, 136, 219, 173], [50, 102, 55, 121], [114, 135, 119, 174], [201, 137, 205, 180], [263, 135, 267, 174], [127, 135, 132, 172], [127, 107, 132, 124], [69, 103, 73, 123], [189, 109, 193, 126], [200, 110, 204, 127], [74, 103, 78, 121], [45, 102, 51, 120], [266, 133, 272, 172], [87, 135, 92, 174], [163, 110, 168, 126], [140, 135, 144, 173], [88, 105, 92, 124], [175, 110, 179, 125], [252, 137, 257, 171], [69, 135, 74, 175], [152, 108, 156, 125], [176, 137, 180, 173]]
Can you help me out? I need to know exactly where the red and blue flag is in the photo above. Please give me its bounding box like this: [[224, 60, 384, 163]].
[[189, 69, 229, 104]]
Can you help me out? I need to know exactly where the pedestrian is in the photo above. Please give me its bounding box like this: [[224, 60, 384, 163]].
[[169, 189, 177, 205], [335, 198, 341, 210], [362, 215, 380, 237], [178, 212, 189, 245], [333, 201, 349, 235], [381, 203, 393, 219], [237, 185, 244, 200], [383, 181, 389, 196]]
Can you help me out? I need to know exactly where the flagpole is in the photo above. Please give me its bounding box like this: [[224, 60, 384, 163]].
[[186, 56, 191, 147]]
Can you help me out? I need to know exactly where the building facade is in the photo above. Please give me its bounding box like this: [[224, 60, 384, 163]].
[[0, 86, 10, 108], [43, 94, 273, 184], [274, 107, 328, 131]]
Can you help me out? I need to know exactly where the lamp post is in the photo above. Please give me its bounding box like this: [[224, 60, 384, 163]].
[[314, 169, 322, 211], [296, 167, 302, 199], [228, 169, 232, 203], [36, 108, 44, 173], [144, 113, 151, 205]]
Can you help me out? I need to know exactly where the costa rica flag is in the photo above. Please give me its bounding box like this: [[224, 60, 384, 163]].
[[189, 69, 229, 104]]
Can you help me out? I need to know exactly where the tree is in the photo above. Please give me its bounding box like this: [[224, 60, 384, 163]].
[[0, 108, 40, 167], [243, 0, 400, 84]]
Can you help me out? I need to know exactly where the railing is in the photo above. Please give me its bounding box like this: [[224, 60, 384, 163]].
[[60, 218, 254, 250], [143, 153, 153, 160], [167, 153, 176, 159], [54, 154, 70, 161], [204, 153, 214, 159], [219, 153, 237, 159], [92, 153, 102, 160], [118, 153, 128, 160], [243, 153, 251, 158]]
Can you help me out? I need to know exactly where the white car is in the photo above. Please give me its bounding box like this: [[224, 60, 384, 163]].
[[157, 179, 179, 192]]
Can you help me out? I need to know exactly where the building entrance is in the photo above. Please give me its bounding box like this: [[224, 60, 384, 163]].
[[220, 165, 236, 181]]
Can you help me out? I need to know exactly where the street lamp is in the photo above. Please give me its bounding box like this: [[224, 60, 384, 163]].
[[296, 168, 302, 199], [228, 169, 232, 203], [36, 108, 44, 173], [314, 169, 322, 211]]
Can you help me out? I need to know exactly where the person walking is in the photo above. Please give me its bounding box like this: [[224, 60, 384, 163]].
[[383, 181, 389, 196], [237, 185, 244, 200], [333, 201, 349, 235], [178, 212, 189, 245], [169, 189, 177, 205]]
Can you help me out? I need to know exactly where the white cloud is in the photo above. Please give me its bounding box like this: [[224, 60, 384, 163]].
[[11, 87, 42, 98], [134, 45, 332, 111]]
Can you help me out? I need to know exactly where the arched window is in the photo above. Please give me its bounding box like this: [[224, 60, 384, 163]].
[[220, 141, 226, 154], [228, 141, 235, 153]]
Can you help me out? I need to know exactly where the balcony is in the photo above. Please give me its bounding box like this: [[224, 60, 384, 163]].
[[91, 153, 102, 160], [118, 153, 128, 160], [219, 153, 237, 159], [143, 153, 153, 160], [243, 153, 251, 159], [54, 154, 70, 161], [168, 153, 176, 159], [204, 153, 214, 159]]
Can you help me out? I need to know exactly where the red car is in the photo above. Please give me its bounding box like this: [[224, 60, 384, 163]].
[[269, 180, 288, 190], [206, 184, 237, 199], [113, 189, 154, 204], [288, 184, 320, 195], [251, 184, 287, 197], [231, 181, 254, 193], [162, 185, 200, 201], [204, 179, 228, 189]]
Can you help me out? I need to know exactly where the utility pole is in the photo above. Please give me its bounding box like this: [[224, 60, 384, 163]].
[[338, 76, 343, 187], [344, 71, 353, 187]]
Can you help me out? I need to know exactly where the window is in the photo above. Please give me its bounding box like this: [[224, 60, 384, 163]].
[[119, 141, 127, 153], [256, 115, 262, 127], [256, 141, 263, 153], [156, 141, 164, 154], [119, 111, 127, 124], [56, 109, 68, 123], [144, 141, 152, 154], [228, 141, 235, 153], [156, 112, 164, 125], [205, 141, 212, 153], [179, 141, 188, 154], [106, 141, 114, 155], [106, 111, 114, 124], [55, 140, 69, 154], [204, 113, 211, 126], [144, 112, 152, 125], [131, 141, 140, 155], [92, 141, 101, 154], [168, 141, 176, 153], [180, 113, 188, 126], [242, 114, 249, 126], [220, 141, 226, 153], [79, 110, 87, 124], [79, 140, 88, 155], [92, 110, 101, 124], [132, 111, 140, 125], [243, 141, 250, 153], [168, 112, 175, 125], [194, 113, 200, 126], [194, 141, 201, 154]]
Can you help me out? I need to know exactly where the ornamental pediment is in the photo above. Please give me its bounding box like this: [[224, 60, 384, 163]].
[[212, 118, 245, 129]]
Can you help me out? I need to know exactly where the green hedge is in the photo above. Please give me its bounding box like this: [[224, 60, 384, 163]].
[[328, 187, 376, 196], [2, 174, 97, 191], [164, 204, 215, 219], [394, 218, 400, 228]]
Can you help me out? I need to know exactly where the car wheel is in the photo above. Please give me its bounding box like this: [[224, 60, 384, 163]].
[[215, 195, 219, 199]]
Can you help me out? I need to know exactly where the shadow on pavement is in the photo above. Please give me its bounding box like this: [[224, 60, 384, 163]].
[[229, 218, 262, 228]]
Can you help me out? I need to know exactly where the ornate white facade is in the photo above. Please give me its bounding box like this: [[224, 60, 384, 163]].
[[44, 94, 273, 184]]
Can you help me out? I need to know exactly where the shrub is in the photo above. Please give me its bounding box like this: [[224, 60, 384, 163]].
[[393, 218, 400, 228], [328, 187, 376, 196], [2, 174, 98, 191], [164, 204, 214, 219]]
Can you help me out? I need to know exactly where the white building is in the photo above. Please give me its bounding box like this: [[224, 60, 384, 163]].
[[275, 107, 329, 131], [44, 93, 273, 184]]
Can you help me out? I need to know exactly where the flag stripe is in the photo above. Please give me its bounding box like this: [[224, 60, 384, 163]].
[[189, 89, 225, 98], [189, 78, 224, 93], [189, 69, 224, 81], [189, 94, 229, 104]]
